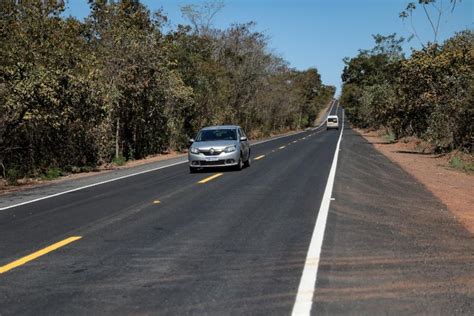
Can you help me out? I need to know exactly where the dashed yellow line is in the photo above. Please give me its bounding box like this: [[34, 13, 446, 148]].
[[279, 146, 286, 149], [254, 155, 265, 160], [0, 236, 82, 274], [153, 200, 161, 204], [198, 173, 223, 184]]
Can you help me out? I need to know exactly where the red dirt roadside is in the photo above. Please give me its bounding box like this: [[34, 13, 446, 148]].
[[357, 129, 474, 234]]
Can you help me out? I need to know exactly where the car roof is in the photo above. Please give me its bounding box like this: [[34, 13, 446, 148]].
[[201, 125, 241, 130], [327, 115, 338, 118]]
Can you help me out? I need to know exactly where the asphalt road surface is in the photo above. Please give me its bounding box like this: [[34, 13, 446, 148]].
[[1, 101, 472, 315]]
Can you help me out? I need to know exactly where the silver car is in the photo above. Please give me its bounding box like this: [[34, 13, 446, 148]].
[[188, 125, 251, 173]]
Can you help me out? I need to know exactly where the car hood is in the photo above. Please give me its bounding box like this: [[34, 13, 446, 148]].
[[192, 140, 238, 150]]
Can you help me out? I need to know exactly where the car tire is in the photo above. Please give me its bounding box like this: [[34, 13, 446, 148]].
[[243, 149, 251, 168], [234, 155, 243, 171], [243, 156, 251, 168]]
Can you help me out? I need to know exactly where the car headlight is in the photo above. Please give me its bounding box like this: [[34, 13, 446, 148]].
[[224, 145, 236, 153], [190, 147, 200, 154]]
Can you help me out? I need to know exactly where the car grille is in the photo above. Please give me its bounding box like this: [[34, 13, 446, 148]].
[[199, 160, 225, 166], [201, 151, 222, 156]]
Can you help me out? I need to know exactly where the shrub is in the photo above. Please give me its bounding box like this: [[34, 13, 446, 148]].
[[112, 155, 126, 166], [41, 167, 62, 180], [5, 165, 23, 185]]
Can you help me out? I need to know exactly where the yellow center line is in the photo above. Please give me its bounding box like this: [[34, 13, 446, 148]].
[[153, 200, 161, 204], [279, 145, 286, 149], [198, 173, 224, 184], [0, 236, 82, 274], [254, 155, 265, 160]]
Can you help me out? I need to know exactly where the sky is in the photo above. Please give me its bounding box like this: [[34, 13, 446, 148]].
[[64, 0, 473, 94]]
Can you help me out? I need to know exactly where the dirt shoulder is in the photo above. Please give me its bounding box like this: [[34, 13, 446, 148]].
[[356, 128, 474, 234]]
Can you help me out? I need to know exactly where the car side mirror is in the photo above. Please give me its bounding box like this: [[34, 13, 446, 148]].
[[240, 136, 247, 142], [189, 138, 194, 145]]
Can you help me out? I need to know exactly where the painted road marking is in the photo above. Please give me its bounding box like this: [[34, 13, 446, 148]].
[[153, 200, 161, 204], [198, 173, 223, 184], [293, 140, 298, 143], [292, 109, 345, 316], [1, 102, 334, 212], [279, 146, 286, 149], [0, 236, 82, 274], [254, 155, 265, 160]]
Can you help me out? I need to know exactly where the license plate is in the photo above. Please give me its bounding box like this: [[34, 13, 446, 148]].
[[206, 157, 219, 161]]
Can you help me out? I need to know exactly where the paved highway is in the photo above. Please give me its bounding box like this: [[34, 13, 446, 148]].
[[1, 101, 472, 315]]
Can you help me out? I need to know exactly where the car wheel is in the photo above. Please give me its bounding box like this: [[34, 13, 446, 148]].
[[243, 149, 251, 168], [234, 155, 243, 171], [244, 156, 251, 168], [189, 166, 198, 173]]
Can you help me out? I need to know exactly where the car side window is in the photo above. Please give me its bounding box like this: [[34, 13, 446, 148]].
[[239, 128, 247, 138]]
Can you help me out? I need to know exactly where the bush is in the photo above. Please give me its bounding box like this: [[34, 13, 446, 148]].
[[41, 167, 62, 180], [382, 131, 396, 143], [112, 155, 126, 166], [5, 165, 23, 185], [449, 156, 474, 173]]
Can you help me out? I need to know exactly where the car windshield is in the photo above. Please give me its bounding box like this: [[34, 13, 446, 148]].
[[196, 129, 237, 142]]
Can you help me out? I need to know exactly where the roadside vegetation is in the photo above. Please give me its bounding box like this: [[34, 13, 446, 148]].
[[0, 1, 335, 184], [341, 0, 472, 155]]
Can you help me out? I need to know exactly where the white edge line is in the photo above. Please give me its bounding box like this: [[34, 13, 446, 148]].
[[0, 160, 187, 211], [291, 108, 344, 316]]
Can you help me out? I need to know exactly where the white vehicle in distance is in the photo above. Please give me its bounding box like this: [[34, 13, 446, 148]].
[[326, 115, 339, 130]]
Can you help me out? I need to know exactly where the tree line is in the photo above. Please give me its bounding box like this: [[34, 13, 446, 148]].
[[341, 1, 472, 153], [0, 0, 335, 183]]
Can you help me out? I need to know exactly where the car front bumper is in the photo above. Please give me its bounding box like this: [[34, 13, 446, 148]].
[[188, 151, 240, 168]]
